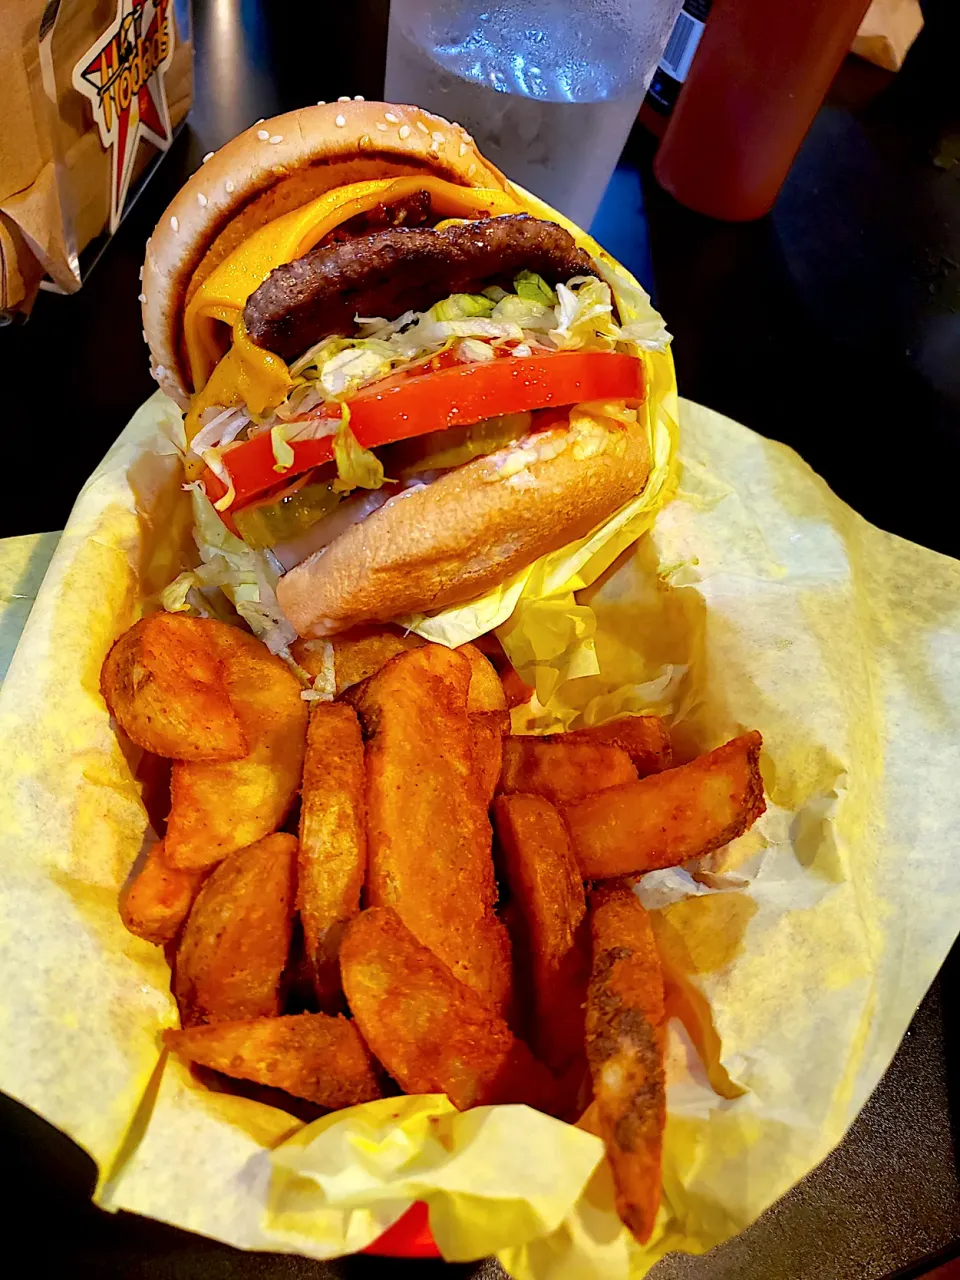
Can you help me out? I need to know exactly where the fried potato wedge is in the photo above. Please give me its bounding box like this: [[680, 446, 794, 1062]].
[[165, 628, 308, 870], [493, 794, 589, 1077], [586, 882, 666, 1243], [459, 642, 508, 714], [298, 702, 366, 1011], [499, 737, 638, 806], [561, 715, 672, 777], [120, 839, 206, 945], [165, 1012, 382, 1107], [101, 614, 246, 760], [293, 626, 425, 694], [460, 643, 509, 804], [472, 710, 509, 807], [563, 732, 765, 879], [354, 644, 512, 1013], [174, 833, 297, 1025], [341, 907, 556, 1111]]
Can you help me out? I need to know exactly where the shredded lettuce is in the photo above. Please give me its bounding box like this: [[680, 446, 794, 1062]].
[[332, 404, 385, 493], [270, 425, 295, 473], [551, 277, 620, 350], [492, 294, 555, 331], [515, 270, 558, 305], [162, 485, 298, 656], [594, 256, 672, 352], [431, 293, 495, 321], [456, 338, 497, 363], [200, 446, 237, 512], [319, 345, 393, 397]]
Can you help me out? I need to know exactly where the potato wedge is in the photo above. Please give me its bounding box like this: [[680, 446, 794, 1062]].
[[499, 737, 638, 806], [120, 840, 206, 945], [164, 1012, 382, 1107], [341, 907, 556, 1112], [174, 833, 297, 1025], [458, 643, 510, 803], [298, 702, 366, 1011], [472, 710, 509, 807], [561, 715, 672, 777], [293, 625, 424, 694], [354, 644, 512, 1014], [563, 732, 765, 879], [586, 882, 666, 1244], [459, 642, 508, 714], [100, 614, 246, 760], [165, 628, 308, 870], [493, 794, 589, 1077]]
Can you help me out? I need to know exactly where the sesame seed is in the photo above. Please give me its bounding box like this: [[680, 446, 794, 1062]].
[[138, 292, 146, 303], [197, 192, 208, 207], [141, 328, 147, 342], [337, 95, 350, 102], [354, 95, 364, 101], [467, 163, 477, 176], [416, 121, 429, 134], [430, 141, 440, 155], [138, 265, 143, 280], [225, 179, 235, 192], [335, 114, 346, 127], [431, 131, 445, 143], [399, 124, 411, 139], [170, 215, 179, 232], [376, 122, 388, 131], [156, 364, 166, 378], [316, 100, 325, 105], [269, 134, 283, 144], [255, 118, 264, 125], [459, 142, 468, 157], [257, 129, 269, 140], [385, 112, 399, 123]]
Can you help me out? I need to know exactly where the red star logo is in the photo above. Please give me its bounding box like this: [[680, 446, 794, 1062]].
[[72, 0, 176, 233]]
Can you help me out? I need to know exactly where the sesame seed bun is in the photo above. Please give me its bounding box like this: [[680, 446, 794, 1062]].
[[141, 101, 509, 407]]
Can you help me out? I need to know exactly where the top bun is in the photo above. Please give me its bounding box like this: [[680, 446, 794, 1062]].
[[142, 101, 511, 407]]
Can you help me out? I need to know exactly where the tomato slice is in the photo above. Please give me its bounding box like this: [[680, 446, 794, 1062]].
[[202, 350, 644, 511]]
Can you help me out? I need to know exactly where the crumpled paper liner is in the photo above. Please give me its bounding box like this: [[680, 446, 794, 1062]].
[[0, 388, 959, 1277]]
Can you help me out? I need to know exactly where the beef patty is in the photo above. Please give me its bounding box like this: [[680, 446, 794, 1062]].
[[243, 214, 597, 361]]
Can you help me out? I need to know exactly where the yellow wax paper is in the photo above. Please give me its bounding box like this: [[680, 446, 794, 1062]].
[[1, 379, 960, 1279]]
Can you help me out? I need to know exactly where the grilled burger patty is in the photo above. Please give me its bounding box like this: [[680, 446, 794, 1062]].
[[243, 214, 598, 360]]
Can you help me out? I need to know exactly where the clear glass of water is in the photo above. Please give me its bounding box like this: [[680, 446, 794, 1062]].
[[384, 0, 684, 230]]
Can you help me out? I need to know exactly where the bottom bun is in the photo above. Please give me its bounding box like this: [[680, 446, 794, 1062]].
[[276, 411, 651, 638]]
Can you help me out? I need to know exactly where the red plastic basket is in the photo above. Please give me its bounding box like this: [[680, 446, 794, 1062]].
[[363, 1201, 441, 1257]]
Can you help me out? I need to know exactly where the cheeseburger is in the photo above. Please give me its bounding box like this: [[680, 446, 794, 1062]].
[[142, 102, 670, 645]]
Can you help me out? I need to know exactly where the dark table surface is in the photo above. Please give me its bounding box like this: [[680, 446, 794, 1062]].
[[2, 0, 959, 1275]]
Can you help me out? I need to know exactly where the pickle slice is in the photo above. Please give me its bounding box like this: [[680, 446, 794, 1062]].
[[381, 413, 533, 477], [234, 482, 343, 549]]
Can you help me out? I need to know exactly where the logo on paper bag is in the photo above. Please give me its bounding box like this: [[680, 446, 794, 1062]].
[[72, 0, 176, 233]]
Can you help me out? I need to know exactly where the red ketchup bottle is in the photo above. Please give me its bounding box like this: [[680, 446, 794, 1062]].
[[653, 0, 874, 221]]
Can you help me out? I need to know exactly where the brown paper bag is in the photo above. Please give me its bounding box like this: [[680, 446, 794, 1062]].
[[0, 0, 192, 317], [854, 0, 924, 72]]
